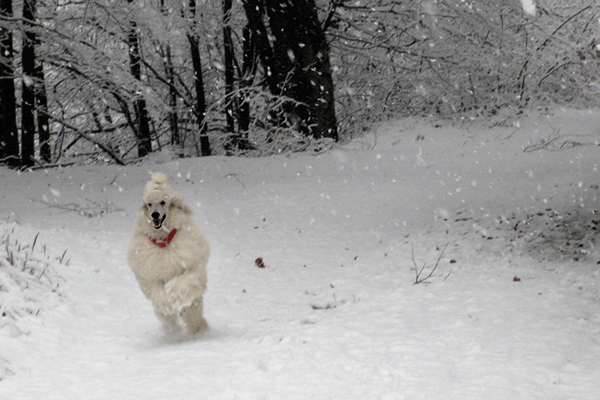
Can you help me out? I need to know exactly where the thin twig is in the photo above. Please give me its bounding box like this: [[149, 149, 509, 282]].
[[413, 243, 449, 284]]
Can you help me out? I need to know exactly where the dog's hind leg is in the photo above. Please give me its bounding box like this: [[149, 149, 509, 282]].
[[181, 297, 209, 334]]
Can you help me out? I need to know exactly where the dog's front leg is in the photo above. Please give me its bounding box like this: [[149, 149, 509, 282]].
[[164, 270, 206, 311]]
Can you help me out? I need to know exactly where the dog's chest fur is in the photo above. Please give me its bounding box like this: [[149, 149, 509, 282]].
[[133, 239, 187, 282]]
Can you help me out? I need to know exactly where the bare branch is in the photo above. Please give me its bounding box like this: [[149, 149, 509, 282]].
[[413, 243, 449, 285]]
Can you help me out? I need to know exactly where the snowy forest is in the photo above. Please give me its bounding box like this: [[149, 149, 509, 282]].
[[1, 0, 599, 167], [3, 0, 600, 397]]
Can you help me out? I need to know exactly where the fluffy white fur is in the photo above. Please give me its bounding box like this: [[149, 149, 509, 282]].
[[128, 172, 210, 334]]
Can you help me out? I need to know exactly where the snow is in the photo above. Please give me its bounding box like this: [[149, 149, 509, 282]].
[[22, 75, 34, 88], [520, 0, 536, 17], [2, 108, 600, 399]]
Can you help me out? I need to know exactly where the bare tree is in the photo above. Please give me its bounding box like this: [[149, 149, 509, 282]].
[[159, 0, 179, 147], [34, 61, 50, 163], [187, 0, 211, 156]]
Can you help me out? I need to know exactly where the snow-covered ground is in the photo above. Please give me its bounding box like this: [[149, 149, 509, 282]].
[[1, 108, 600, 399]]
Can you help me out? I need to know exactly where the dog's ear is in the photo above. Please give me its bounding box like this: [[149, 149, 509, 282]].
[[171, 194, 192, 214]]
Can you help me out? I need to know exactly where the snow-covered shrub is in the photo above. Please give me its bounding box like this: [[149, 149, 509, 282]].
[[0, 225, 66, 338], [0, 225, 67, 380]]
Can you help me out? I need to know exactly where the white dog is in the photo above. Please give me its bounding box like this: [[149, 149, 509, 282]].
[[128, 172, 210, 334]]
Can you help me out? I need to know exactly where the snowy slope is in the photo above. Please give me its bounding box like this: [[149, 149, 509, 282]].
[[1, 108, 600, 399]]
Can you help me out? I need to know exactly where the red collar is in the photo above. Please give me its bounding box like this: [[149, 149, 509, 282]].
[[148, 228, 178, 248]]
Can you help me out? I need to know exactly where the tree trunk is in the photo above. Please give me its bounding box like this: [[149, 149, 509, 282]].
[[165, 46, 179, 146], [0, 0, 19, 167], [21, 0, 36, 167], [238, 25, 254, 134], [223, 0, 235, 134], [264, 0, 337, 140], [188, 0, 211, 156], [160, 0, 179, 147], [126, 2, 152, 158], [241, 0, 277, 93], [34, 61, 50, 163]]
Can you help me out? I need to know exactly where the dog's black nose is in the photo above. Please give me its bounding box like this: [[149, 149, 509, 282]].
[[151, 211, 160, 219]]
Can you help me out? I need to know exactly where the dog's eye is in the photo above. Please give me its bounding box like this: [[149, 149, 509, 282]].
[[160, 201, 166, 206], [147, 203, 152, 207]]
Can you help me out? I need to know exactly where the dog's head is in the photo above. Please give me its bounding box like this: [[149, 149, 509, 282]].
[[142, 172, 185, 230]]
